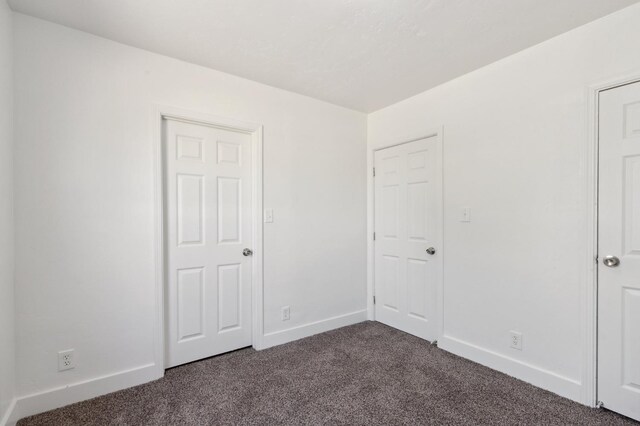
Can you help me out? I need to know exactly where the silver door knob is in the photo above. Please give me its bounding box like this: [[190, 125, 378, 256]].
[[242, 248, 253, 257], [426, 247, 436, 255], [603, 255, 620, 267]]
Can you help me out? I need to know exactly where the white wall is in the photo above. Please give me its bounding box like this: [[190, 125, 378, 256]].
[[0, 1, 15, 424], [368, 3, 640, 404], [12, 13, 366, 415]]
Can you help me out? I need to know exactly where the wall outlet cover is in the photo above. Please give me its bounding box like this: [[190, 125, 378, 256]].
[[281, 306, 290, 321], [58, 349, 75, 371], [509, 331, 523, 350]]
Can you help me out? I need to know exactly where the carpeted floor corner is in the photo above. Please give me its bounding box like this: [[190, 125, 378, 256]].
[[18, 321, 636, 425]]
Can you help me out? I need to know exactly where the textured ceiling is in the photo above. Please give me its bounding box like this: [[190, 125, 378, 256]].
[[8, 0, 639, 112]]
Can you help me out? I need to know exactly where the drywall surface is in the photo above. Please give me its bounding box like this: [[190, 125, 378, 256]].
[[7, 0, 637, 112], [0, 1, 15, 423], [368, 3, 640, 403], [13, 13, 366, 402]]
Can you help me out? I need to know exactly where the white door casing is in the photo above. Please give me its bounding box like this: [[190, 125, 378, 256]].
[[373, 136, 442, 341], [598, 81, 640, 421], [164, 118, 253, 368]]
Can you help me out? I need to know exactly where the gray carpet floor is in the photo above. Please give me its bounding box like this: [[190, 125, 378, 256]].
[[19, 321, 636, 425]]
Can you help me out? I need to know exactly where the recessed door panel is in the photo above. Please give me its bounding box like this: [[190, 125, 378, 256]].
[[382, 156, 399, 177], [622, 288, 640, 391], [624, 101, 640, 139], [382, 185, 399, 238], [217, 141, 241, 165], [218, 177, 241, 244], [177, 267, 205, 341], [177, 174, 204, 246], [407, 259, 428, 319], [382, 255, 399, 311], [218, 264, 241, 331], [624, 156, 640, 255], [407, 149, 427, 170], [407, 182, 428, 241], [165, 118, 253, 368], [177, 135, 204, 161]]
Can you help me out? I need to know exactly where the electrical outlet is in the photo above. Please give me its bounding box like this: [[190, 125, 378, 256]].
[[510, 331, 523, 350], [58, 349, 75, 371], [281, 306, 290, 321]]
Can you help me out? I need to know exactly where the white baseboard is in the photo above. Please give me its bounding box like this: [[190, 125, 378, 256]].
[[260, 310, 368, 349], [8, 363, 161, 425], [438, 335, 583, 403], [4, 324, 584, 424], [8, 313, 367, 423]]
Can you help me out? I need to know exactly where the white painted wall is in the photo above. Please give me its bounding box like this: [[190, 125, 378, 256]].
[[12, 12, 366, 413], [368, 3, 640, 404], [0, 2, 15, 424]]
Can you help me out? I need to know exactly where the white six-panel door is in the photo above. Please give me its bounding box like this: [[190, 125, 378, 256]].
[[164, 118, 253, 368], [374, 136, 442, 341], [598, 81, 640, 421]]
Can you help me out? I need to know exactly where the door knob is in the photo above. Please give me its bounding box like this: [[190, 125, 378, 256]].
[[426, 247, 436, 255], [242, 248, 253, 257], [603, 255, 620, 267]]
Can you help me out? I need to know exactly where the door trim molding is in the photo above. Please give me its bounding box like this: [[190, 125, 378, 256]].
[[152, 105, 264, 375], [366, 128, 444, 340], [584, 71, 640, 407]]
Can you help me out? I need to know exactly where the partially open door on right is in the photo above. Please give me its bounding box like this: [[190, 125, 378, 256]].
[[597, 80, 640, 422]]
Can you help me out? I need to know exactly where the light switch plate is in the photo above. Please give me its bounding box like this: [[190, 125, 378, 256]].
[[265, 208, 273, 223]]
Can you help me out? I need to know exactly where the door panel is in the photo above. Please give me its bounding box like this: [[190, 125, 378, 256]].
[[374, 136, 441, 341], [598, 81, 640, 421], [165, 118, 252, 368], [217, 177, 241, 243], [407, 258, 428, 318], [382, 255, 400, 311], [218, 263, 241, 331], [177, 174, 204, 245], [622, 288, 640, 391], [177, 267, 205, 340], [624, 155, 640, 255]]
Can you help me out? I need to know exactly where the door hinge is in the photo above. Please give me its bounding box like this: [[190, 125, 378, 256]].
[[373, 167, 376, 177], [373, 295, 376, 304], [594, 255, 598, 263], [373, 232, 376, 241]]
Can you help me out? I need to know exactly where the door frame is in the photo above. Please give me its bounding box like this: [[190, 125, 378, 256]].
[[152, 105, 264, 374], [366, 128, 444, 340], [585, 71, 640, 407]]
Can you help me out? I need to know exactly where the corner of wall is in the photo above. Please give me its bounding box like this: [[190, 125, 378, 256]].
[[0, 1, 16, 425], [260, 310, 367, 350], [0, 399, 17, 426]]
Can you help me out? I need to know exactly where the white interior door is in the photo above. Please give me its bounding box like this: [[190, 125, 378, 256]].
[[598, 81, 640, 421], [164, 118, 253, 368], [374, 136, 442, 341]]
